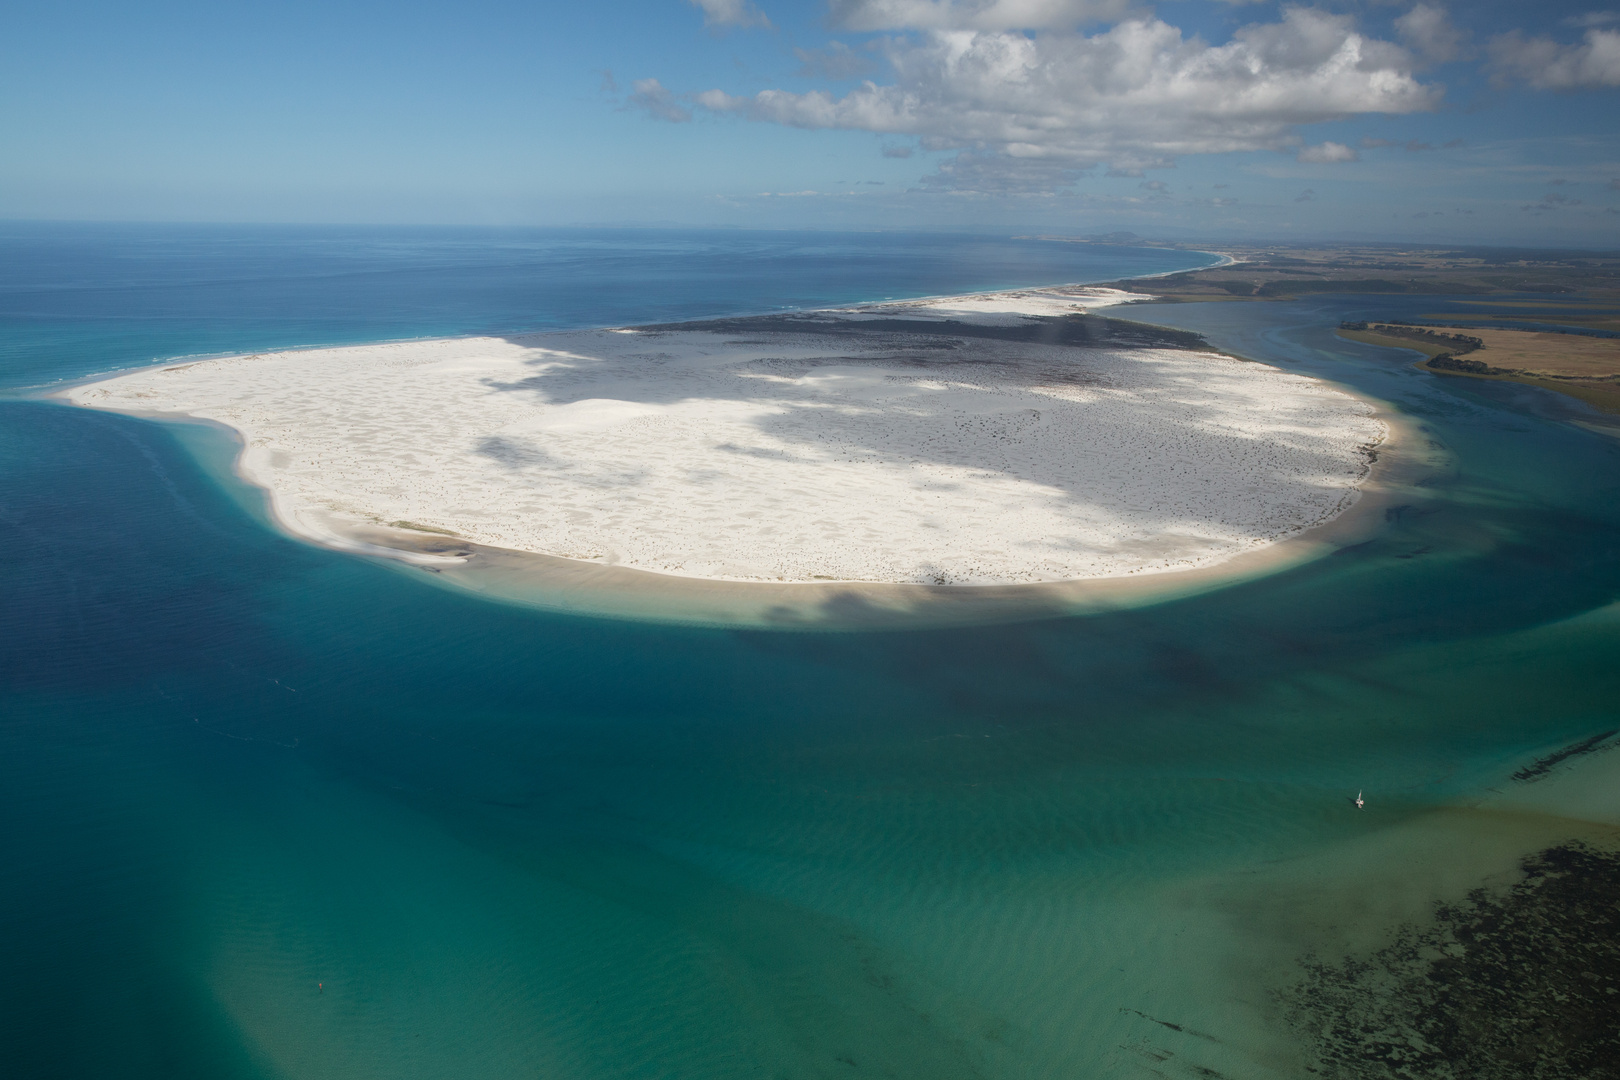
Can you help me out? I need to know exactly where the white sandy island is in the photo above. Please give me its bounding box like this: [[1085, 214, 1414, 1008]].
[[65, 287, 1385, 587]]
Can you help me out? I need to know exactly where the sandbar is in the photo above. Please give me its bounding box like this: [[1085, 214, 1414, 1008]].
[[64, 285, 1397, 627]]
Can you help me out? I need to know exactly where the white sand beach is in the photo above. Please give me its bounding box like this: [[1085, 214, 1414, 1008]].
[[871, 285, 1157, 324], [65, 287, 1386, 588]]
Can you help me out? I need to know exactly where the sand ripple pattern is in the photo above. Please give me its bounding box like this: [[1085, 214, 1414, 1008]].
[[69, 315, 1383, 585]]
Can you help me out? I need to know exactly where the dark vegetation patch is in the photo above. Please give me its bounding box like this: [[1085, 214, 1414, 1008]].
[[1339, 323, 1483, 356], [1280, 842, 1620, 1080], [1512, 731, 1617, 783], [635, 313, 1214, 352], [1425, 355, 1494, 374]]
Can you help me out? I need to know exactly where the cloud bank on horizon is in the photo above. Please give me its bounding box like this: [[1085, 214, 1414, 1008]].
[[637, 0, 1620, 197]]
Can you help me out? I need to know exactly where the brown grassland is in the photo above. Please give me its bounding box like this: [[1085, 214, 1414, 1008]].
[[1337, 324, 1620, 414]]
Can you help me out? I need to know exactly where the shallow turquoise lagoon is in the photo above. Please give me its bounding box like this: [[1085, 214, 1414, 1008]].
[[2, 227, 1617, 1079]]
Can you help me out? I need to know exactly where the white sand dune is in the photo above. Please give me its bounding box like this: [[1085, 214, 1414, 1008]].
[[831, 285, 1156, 327], [66, 298, 1385, 586]]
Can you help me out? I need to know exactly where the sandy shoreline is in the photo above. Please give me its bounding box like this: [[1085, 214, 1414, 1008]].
[[62, 283, 1403, 627]]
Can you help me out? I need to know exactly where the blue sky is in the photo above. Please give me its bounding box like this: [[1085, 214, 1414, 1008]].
[[3, 0, 1618, 243]]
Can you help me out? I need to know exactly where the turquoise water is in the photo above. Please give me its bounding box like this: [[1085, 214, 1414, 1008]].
[[2, 226, 1618, 1078]]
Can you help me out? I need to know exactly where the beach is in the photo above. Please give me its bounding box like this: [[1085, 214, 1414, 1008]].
[[65, 284, 1388, 614]]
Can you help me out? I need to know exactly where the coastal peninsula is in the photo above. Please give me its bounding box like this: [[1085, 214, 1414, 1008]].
[[1337, 320, 1620, 415]]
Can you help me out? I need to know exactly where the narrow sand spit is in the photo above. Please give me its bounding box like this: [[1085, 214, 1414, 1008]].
[[65, 286, 1387, 590]]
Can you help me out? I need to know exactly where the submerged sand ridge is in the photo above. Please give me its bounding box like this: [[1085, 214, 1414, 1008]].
[[65, 286, 1386, 587]]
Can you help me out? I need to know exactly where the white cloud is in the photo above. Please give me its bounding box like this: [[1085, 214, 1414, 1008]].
[[1488, 28, 1620, 89], [828, 0, 1132, 32], [629, 79, 692, 122], [1394, 4, 1467, 63], [689, 0, 771, 30], [692, 7, 1435, 190], [694, 88, 747, 111], [1297, 141, 1359, 163]]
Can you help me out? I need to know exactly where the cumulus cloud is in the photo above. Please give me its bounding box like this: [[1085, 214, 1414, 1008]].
[[691, 7, 1436, 191], [689, 0, 771, 30], [1297, 141, 1360, 163], [1395, 4, 1467, 63], [629, 79, 692, 122], [694, 88, 750, 111], [828, 0, 1132, 32], [1488, 28, 1620, 88]]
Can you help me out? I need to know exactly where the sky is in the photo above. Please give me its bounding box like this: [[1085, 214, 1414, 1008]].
[[3, 0, 1618, 244]]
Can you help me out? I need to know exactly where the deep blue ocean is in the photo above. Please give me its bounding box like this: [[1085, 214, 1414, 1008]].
[[2, 223, 1618, 1079]]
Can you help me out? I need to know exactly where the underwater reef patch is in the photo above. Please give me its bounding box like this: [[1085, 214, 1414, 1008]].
[[1280, 842, 1620, 1079]]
